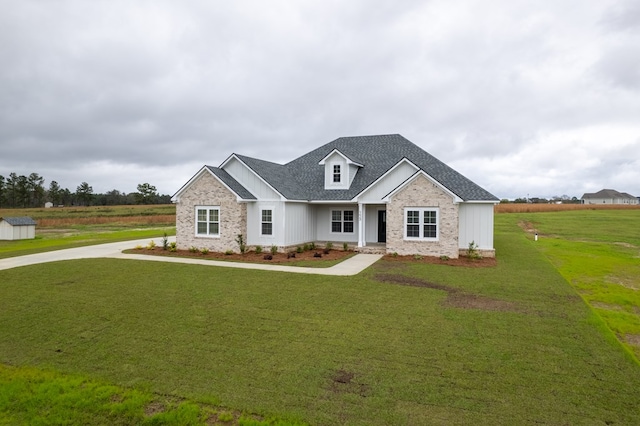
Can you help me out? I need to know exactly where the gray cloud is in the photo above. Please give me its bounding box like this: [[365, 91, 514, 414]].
[[1, 0, 639, 198]]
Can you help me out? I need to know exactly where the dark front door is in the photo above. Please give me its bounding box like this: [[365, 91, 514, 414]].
[[377, 210, 386, 243]]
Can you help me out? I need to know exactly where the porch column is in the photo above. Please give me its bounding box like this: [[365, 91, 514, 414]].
[[358, 203, 364, 248]]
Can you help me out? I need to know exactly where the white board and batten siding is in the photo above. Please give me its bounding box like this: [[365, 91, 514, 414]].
[[356, 160, 418, 203], [224, 158, 281, 200], [284, 203, 316, 246], [458, 203, 494, 250], [0, 220, 36, 240], [314, 205, 359, 243]]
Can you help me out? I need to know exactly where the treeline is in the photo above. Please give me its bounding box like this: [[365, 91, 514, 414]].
[[0, 172, 171, 208]]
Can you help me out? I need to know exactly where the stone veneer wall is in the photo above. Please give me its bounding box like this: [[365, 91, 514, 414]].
[[386, 175, 459, 258], [176, 172, 247, 252]]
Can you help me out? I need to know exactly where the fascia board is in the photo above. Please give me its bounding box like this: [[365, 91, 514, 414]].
[[318, 149, 363, 167]]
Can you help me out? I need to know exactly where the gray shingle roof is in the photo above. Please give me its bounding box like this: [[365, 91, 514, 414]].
[[229, 134, 498, 202], [205, 166, 257, 200], [1, 216, 37, 226], [581, 189, 637, 200]]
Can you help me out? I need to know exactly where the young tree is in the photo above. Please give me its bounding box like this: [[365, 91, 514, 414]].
[[76, 182, 94, 206]]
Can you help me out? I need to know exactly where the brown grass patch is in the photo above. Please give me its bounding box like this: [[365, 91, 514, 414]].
[[38, 215, 175, 227], [496, 204, 640, 213], [374, 274, 519, 312]]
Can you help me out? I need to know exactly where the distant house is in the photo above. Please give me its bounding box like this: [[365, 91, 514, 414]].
[[172, 134, 499, 258], [581, 189, 639, 205], [0, 217, 37, 240]]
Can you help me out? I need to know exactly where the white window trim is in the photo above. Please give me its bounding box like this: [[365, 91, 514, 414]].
[[195, 206, 220, 238], [261, 208, 273, 236], [330, 209, 355, 234], [331, 162, 342, 184], [403, 207, 439, 241]]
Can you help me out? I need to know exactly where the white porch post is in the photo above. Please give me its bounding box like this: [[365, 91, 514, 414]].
[[358, 203, 364, 248]]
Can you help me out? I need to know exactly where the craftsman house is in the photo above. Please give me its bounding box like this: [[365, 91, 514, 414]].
[[172, 134, 499, 258]]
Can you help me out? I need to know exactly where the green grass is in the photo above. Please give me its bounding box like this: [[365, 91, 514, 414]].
[[501, 209, 640, 359], [1, 214, 640, 424]]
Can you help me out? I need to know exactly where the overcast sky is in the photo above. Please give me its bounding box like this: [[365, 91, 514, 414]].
[[1, 0, 639, 200]]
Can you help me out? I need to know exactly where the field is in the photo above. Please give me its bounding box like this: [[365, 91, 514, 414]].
[[0, 206, 639, 424], [0, 205, 175, 259]]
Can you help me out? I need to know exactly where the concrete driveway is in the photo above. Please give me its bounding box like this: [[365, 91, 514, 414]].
[[0, 236, 382, 276]]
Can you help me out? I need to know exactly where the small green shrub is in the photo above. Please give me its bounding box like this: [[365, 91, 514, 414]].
[[439, 255, 450, 261], [296, 246, 303, 253], [255, 245, 263, 254], [413, 254, 423, 260], [467, 241, 482, 259], [169, 242, 177, 252], [343, 242, 349, 251], [235, 234, 246, 254], [201, 247, 209, 255], [270, 245, 278, 255], [135, 245, 144, 250], [161, 233, 169, 250], [303, 243, 311, 251], [391, 252, 398, 257], [224, 249, 233, 255], [189, 246, 198, 253], [325, 242, 333, 250], [309, 242, 316, 250], [146, 240, 156, 250]]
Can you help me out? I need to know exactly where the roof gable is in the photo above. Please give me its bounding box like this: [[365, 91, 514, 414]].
[[172, 166, 256, 202]]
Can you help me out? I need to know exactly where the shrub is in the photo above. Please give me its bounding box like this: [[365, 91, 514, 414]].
[[343, 242, 349, 251], [440, 255, 450, 261], [255, 245, 263, 254], [169, 242, 177, 252], [235, 234, 246, 254], [391, 252, 398, 257], [413, 254, 423, 260], [270, 245, 278, 255], [296, 246, 303, 253], [135, 245, 144, 250], [467, 241, 482, 259], [303, 243, 311, 251], [309, 242, 316, 250], [189, 246, 198, 253], [161, 233, 169, 250], [201, 247, 209, 255], [147, 240, 156, 250], [224, 249, 233, 255], [325, 242, 333, 250]]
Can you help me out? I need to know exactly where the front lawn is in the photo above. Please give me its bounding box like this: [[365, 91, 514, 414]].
[[0, 213, 639, 424]]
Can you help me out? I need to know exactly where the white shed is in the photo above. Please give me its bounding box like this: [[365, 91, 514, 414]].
[[0, 217, 37, 240]]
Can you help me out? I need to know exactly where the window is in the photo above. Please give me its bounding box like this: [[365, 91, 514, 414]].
[[404, 208, 438, 240], [333, 164, 341, 183], [261, 209, 273, 235], [196, 206, 220, 237], [331, 209, 354, 233]]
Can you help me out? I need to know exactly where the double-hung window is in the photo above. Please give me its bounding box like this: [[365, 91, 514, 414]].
[[331, 209, 354, 233], [404, 208, 439, 240], [196, 206, 220, 237], [332, 164, 341, 183], [261, 209, 273, 235]]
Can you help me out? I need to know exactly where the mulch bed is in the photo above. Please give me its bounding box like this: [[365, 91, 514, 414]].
[[129, 247, 355, 264]]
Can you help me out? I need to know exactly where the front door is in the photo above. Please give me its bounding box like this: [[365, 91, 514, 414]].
[[377, 210, 386, 243]]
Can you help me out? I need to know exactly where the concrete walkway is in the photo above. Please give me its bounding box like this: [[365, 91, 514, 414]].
[[0, 236, 383, 276]]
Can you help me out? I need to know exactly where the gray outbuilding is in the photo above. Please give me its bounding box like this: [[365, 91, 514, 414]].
[[0, 217, 37, 240]]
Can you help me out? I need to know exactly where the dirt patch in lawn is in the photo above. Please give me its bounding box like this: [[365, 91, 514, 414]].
[[624, 334, 640, 350], [382, 254, 496, 268], [375, 273, 519, 312], [128, 247, 355, 265], [329, 369, 370, 397]]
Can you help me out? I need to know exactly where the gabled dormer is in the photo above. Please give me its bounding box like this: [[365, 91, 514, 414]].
[[318, 149, 363, 190]]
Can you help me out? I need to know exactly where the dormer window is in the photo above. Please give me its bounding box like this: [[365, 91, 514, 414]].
[[319, 149, 363, 190], [333, 165, 341, 183]]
